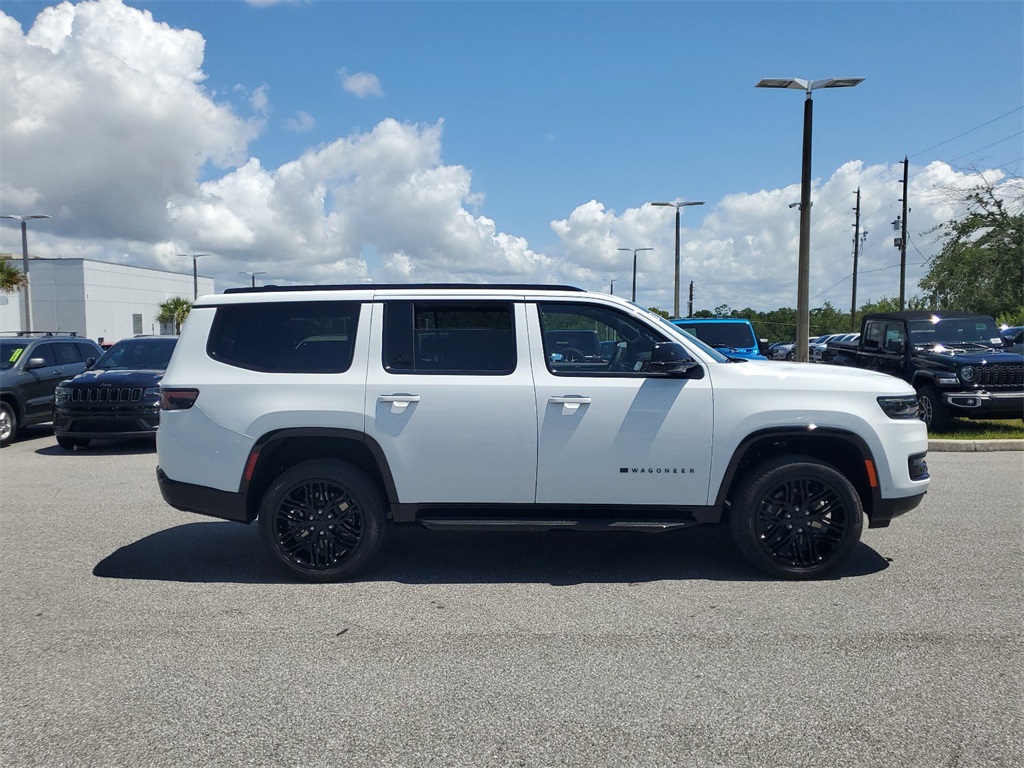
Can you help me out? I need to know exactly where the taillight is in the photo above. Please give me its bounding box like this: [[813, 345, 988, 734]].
[[160, 388, 200, 410]]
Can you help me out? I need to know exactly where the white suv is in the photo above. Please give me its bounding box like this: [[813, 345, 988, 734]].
[[156, 284, 930, 581]]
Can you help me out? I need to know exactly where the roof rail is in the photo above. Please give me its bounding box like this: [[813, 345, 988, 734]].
[[223, 283, 586, 295], [0, 330, 79, 337]]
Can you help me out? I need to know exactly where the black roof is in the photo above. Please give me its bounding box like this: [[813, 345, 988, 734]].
[[223, 283, 585, 295], [863, 311, 993, 321]]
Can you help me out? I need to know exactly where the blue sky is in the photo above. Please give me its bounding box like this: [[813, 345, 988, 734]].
[[0, 0, 1021, 312]]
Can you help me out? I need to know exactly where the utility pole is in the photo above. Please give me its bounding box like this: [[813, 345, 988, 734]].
[[687, 280, 694, 318], [898, 156, 909, 310], [851, 188, 861, 332]]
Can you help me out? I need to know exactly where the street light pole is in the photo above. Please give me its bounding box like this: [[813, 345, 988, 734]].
[[617, 247, 653, 303], [0, 214, 51, 333], [609, 278, 618, 296], [756, 76, 864, 362], [240, 271, 267, 287], [650, 200, 704, 319], [178, 253, 210, 300]]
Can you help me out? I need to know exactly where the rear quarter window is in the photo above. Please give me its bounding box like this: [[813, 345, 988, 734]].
[[207, 301, 360, 373]]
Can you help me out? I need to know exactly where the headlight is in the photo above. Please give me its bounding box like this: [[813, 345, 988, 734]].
[[54, 386, 69, 405], [960, 366, 975, 383], [877, 395, 921, 420], [143, 387, 161, 396]]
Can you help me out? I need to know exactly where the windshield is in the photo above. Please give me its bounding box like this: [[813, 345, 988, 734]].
[[95, 338, 176, 370], [908, 317, 1002, 347], [674, 321, 755, 349], [0, 340, 29, 371]]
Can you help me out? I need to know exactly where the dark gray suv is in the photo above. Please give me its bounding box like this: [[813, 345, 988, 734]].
[[0, 332, 103, 446]]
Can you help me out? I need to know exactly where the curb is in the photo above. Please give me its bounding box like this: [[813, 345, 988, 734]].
[[928, 439, 1024, 452]]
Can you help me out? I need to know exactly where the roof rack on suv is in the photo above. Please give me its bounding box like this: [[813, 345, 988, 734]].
[[0, 330, 78, 337], [223, 283, 587, 295]]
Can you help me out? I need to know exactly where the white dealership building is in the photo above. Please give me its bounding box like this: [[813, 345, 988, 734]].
[[0, 257, 215, 344]]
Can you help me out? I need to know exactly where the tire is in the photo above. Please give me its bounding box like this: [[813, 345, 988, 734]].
[[0, 402, 14, 447], [917, 385, 953, 431], [785, 350, 795, 361], [258, 459, 386, 582], [729, 455, 864, 579]]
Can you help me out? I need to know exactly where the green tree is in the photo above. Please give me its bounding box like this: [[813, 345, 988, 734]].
[[0, 255, 26, 294], [157, 297, 193, 334], [919, 173, 1023, 318]]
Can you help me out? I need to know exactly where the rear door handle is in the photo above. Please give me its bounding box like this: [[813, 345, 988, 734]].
[[378, 394, 420, 413]]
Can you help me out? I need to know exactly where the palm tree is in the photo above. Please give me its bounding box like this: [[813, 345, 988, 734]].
[[0, 255, 26, 294], [157, 296, 193, 334]]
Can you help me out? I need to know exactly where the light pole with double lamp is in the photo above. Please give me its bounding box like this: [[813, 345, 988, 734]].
[[0, 214, 51, 332], [755, 76, 864, 362], [240, 271, 267, 287], [649, 200, 704, 319], [178, 253, 210, 300], [617, 247, 653, 303]]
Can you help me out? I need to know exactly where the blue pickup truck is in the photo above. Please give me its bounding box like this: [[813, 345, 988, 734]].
[[670, 318, 768, 360]]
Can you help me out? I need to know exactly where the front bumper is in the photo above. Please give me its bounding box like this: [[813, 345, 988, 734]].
[[54, 406, 160, 439], [943, 390, 1024, 419]]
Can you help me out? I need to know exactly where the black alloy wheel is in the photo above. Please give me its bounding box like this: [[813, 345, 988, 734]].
[[730, 455, 863, 579], [258, 459, 385, 582]]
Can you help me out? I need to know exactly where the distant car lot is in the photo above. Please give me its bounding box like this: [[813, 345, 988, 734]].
[[1, 427, 1021, 767]]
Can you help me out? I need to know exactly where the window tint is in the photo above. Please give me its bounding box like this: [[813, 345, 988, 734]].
[[97, 339, 177, 370], [76, 342, 100, 361], [0, 341, 28, 371], [539, 303, 669, 375], [384, 301, 515, 375], [53, 342, 83, 365], [675, 322, 755, 349], [29, 343, 55, 367], [208, 302, 360, 373]]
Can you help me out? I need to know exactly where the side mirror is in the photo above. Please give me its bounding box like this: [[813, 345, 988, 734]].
[[647, 342, 705, 379], [758, 339, 770, 355], [23, 357, 48, 371], [85, 357, 97, 369]]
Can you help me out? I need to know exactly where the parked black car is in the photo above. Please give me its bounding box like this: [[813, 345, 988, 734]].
[[53, 336, 177, 449], [1, 332, 103, 447]]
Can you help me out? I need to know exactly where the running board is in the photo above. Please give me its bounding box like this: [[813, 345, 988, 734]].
[[418, 518, 702, 533]]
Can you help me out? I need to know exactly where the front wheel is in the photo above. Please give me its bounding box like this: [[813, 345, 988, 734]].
[[917, 385, 953, 431], [0, 402, 14, 447], [730, 455, 864, 579], [258, 459, 385, 582]]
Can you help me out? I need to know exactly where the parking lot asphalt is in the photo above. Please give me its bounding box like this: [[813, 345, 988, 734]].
[[1, 425, 1021, 768]]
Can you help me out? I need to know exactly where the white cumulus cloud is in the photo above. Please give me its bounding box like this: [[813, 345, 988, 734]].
[[338, 67, 383, 98]]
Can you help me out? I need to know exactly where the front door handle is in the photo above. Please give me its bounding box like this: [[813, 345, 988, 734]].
[[549, 395, 591, 414]]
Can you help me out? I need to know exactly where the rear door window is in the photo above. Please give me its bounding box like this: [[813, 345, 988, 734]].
[[383, 301, 516, 375]]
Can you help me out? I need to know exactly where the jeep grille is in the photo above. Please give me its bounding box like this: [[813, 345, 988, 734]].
[[68, 387, 144, 403], [973, 364, 1023, 388]]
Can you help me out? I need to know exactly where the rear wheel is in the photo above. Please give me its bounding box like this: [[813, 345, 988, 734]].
[[730, 455, 863, 579], [258, 459, 386, 582], [0, 402, 14, 447]]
